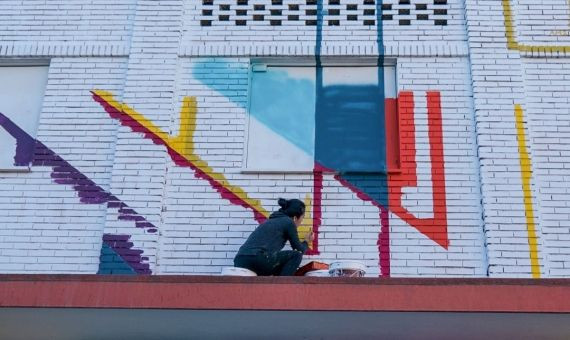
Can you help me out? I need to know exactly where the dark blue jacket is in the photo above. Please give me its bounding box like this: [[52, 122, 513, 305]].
[[237, 211, 308, 256]]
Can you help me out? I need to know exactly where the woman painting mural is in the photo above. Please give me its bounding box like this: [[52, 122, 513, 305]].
[[234, 198, 314, 276]]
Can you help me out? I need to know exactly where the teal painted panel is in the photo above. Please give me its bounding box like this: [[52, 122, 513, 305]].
[[249, 67, 316, 157]]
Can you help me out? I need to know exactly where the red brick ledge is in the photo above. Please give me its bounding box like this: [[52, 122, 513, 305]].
[[1, 275, 569, 312]]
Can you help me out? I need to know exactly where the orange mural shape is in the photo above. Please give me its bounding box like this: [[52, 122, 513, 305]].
[[387, 91, 449, 249]]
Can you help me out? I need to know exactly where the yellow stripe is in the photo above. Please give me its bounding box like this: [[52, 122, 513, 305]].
[[502, 0, 570, 53], [514, 105, 541, 278], [297, 194, 314, 249], [94, 90, 269, 217], [501, 0, 519, 50]]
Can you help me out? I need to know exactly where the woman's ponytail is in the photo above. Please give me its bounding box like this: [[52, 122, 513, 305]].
[[277, 198, 289, 210]]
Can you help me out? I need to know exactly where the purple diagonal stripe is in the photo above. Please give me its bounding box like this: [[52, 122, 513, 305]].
[[0, 112, 156, 274], [102, 233, 151, 274]]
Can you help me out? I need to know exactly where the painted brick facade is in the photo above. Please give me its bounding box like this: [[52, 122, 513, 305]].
[[0, 0, 568, 278]]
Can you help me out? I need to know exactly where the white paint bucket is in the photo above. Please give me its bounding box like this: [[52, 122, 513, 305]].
[[329, 261, 367, 277], [304, 269, 330, 277], [221, 267, 257, 276]]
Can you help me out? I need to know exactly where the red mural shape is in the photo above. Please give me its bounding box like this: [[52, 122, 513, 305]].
[[387, 91, 449, 249], [92, 91, 269, 225], [306, 169, 323, 256]]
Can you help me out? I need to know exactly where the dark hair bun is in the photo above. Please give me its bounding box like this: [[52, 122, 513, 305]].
[[277, 198, 288, 208], [277, 198, 305, 219]]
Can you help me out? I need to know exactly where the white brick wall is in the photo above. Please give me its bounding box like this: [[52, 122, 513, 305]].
[[100, 0, 186, 274], [466, 1, 533, 277], [0, 0, 136, 43], [391, 57, 486, 276], [522, 58, 570, 277], [0, 57, 128, 273], [516, 0, 570, 45], [184, 0, 467, 55], [464, 0, 555, 278], [0, 0, 569, 277]]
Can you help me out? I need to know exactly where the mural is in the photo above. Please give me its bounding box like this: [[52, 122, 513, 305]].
[[0, 85, 449, 276], [0, 2, 450, 276], [90, 88, 449, 276], [182, 0, 450, 275]]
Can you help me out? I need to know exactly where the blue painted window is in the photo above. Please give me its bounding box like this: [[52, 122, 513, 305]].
[[246, 64, 396, 173]]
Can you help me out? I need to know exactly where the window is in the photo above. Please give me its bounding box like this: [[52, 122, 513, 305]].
[[0, 64, 49, 170], [244, 62, 397, 173]]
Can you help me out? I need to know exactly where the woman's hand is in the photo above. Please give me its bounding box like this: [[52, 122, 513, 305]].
[[305, 230, 314, 243]]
